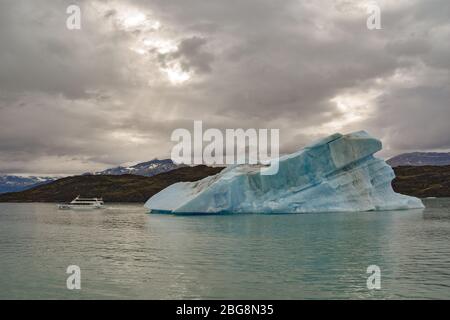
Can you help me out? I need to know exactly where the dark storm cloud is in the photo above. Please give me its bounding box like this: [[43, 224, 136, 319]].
[[0, 0, 449, 174]]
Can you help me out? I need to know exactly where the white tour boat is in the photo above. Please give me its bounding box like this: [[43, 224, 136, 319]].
[[58, 196, 105, 210]]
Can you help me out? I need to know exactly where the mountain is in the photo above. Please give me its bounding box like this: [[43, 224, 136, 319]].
[[0, 175, 55, 194], [0, 165, 448, 203], [391, 165, 450, 198], [93, 159, 184, 177], [0, 166, 224, 203], [0, 159, 183, 195], [387, 152, 450, 167]]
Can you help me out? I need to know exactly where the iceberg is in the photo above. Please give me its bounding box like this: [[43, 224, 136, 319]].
[[145, 131, 424, 214]]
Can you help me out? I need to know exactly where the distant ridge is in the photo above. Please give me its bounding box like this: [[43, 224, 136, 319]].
[[387, 152, 450, 167], [0, 165, 449, 202], [0, 175, 55, 194], [0, 166, 224, 203], [391, 165, 450, 198], [0, 159, 183, 194]]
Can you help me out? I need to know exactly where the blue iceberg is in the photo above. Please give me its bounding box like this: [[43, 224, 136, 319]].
[[145, 131, 424, 214]]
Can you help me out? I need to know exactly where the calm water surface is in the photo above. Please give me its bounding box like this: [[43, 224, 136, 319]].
[[0, 199, 449, 299]]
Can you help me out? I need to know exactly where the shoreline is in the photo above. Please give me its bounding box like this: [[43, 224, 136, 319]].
[[0, 165, 449, 203]]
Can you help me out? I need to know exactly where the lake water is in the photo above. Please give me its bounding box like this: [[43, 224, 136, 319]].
[[0, 199, 449, 299]]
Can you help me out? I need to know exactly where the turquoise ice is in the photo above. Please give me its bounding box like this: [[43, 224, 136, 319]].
[[145, 131, 424, 214]]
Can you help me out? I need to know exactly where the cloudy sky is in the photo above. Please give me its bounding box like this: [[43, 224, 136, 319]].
[[0, 0, 449, 175]]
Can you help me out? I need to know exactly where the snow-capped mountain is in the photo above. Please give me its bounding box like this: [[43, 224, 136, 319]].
[[94, 159, 184, 177], [387, 152, 450, 167], [0, 159, 183, 194], [0, 175, 56, 194]]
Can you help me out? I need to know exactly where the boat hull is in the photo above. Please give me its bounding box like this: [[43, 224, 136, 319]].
[[58, 204, 104, 210]]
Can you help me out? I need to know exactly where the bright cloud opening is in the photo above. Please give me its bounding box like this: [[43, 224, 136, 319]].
[[121, 12, 146, 28], [161, 63, 191, 84]]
